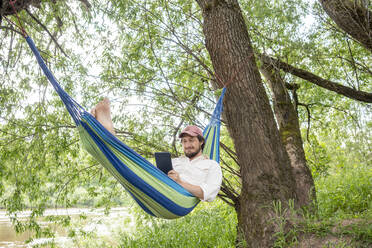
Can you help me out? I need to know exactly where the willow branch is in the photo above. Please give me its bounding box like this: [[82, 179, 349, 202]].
[[25, 8, 69, 58], [0, 25, 24, 35]]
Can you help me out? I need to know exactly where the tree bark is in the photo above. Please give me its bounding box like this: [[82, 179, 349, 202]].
[[1, 0, 41, 17], [260, 62, 316, 208], [260, 54, 372, 103], [196, 0, 299, 246], [319, 0, 372, 52]]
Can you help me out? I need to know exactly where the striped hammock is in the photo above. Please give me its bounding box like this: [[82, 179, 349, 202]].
[[26, 36, 226, 219]]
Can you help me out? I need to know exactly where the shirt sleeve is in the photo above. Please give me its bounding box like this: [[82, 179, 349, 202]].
[[199, 161, 223, 202]]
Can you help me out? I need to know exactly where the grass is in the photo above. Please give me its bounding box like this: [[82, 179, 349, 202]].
[[315, 163, 372, 218], [276, 162, 372, 247], [117, 199, 237, 248], [311, 163, 372, 246]]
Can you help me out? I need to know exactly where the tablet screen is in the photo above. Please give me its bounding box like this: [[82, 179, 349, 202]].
[[154, 152, 173, 174]]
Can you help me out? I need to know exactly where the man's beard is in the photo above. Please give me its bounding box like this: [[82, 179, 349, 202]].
[[185, 146, 202, 159]]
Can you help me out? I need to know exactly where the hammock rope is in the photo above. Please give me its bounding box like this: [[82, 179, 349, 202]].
[[8, 0, 28, 37]]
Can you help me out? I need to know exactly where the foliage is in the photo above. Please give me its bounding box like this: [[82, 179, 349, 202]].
[[304, 134, 332, 179]]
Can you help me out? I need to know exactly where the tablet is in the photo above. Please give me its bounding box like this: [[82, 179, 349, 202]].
[[154, 152, 173, 174]]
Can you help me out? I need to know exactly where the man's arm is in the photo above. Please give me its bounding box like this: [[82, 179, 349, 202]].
[[168, 170, 204, 199]]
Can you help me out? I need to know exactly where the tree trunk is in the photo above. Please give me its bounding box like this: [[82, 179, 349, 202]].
[[319, 0, 372, 52], [196, 1, 299, 246], [260, 62, 316, 208], [1, 0, 41, 17]]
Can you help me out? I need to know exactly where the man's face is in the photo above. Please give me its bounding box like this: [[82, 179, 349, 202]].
[[181, 135, 203, 159]]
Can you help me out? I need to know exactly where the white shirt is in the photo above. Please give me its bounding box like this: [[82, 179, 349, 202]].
[[172, 154, 222, 202]]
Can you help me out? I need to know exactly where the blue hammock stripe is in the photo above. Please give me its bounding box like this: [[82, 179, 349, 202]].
[[25, 36, 225, 219]]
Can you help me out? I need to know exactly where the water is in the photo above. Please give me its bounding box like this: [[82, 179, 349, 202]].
[[0, 207, 134, 248]]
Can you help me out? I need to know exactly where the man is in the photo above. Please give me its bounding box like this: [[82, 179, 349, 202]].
[[168, 125, 222, 202], [91, 98, 222, 202]]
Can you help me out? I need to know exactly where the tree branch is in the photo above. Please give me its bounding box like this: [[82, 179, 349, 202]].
[[0, 25, 24, 36], [319, 0, 372, 52], [25, 8, 69, 58], [260, 54, 372, 103], [2, 0, 42, 16]]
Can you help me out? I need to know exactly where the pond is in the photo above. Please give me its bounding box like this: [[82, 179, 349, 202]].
[[0, 207, 134, 247]]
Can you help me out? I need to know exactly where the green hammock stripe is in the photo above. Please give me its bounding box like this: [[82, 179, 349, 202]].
[[203, 125, 216, 160]]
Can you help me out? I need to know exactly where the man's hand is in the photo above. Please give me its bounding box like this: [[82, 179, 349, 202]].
[[167, 170, 180, 183], [167, 169, 204, 200]]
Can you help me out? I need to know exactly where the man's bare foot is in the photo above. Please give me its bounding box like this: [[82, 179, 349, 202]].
[[90, 97, 115, 134]]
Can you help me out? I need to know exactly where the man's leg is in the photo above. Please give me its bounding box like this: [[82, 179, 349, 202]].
[[90, 97, 115, 134]]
